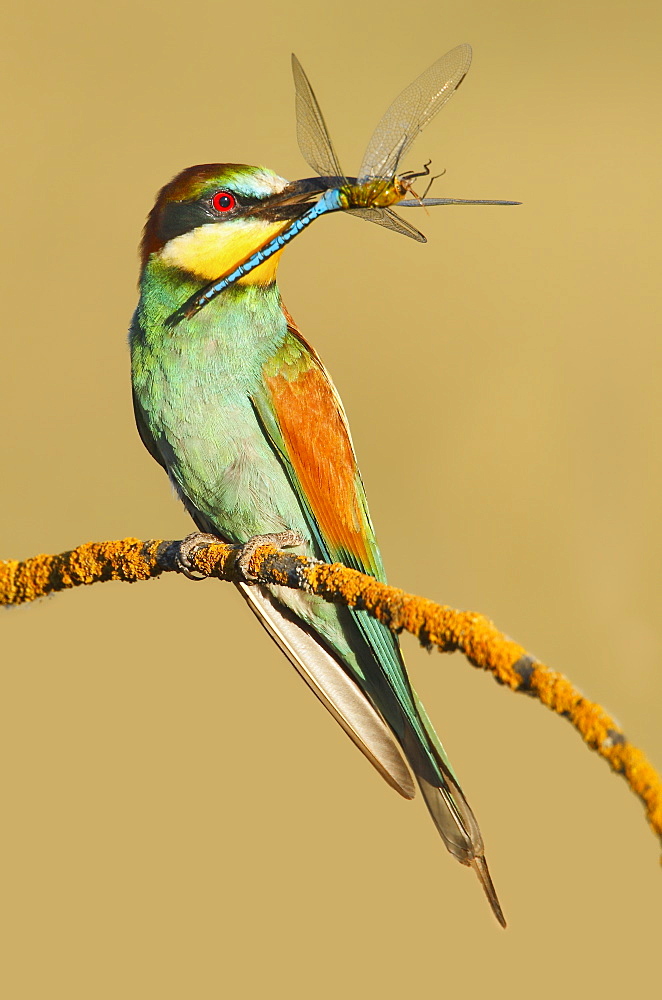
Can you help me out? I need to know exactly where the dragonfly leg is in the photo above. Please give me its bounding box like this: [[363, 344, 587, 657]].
[[421, 167, 447, 199], [399, 159, 432, 182]]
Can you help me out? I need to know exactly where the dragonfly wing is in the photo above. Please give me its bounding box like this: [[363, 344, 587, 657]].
[[358, 43, 472, 182], [347, 207, 426, 242], [291, 54, 346, 179]]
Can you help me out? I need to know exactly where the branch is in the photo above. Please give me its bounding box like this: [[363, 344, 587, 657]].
[[2, 536, 660, 858]]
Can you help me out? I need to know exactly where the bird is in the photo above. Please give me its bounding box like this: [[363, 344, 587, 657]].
[[130, 161, 506, 927]]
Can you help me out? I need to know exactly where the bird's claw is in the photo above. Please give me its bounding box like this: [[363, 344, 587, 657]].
[[237, 530, 305, 583], [174, 532, 221, 580]]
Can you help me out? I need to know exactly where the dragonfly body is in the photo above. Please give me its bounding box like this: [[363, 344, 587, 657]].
[[133, 48, 517, 926], [340, 178, 407, 208]]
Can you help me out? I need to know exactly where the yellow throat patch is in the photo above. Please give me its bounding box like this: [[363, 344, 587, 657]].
[[159, 218, 289, 284]]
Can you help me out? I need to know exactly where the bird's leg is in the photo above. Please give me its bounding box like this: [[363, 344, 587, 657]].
[[174, 532, 223, 580], [237, 530, 305, 583], [173, 529, 305, 583]]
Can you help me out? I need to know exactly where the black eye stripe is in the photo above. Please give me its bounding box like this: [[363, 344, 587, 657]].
[[157, 201, 212, 244], [208, 191, 264, 208], [155, 190, 270, 245]]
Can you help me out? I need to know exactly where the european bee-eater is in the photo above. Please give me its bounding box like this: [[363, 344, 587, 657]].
[[130, 161, 506, 926]]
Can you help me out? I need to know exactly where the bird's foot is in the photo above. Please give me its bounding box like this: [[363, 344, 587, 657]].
[[174, 532, 222, 580], [237, 530, 305, 583]]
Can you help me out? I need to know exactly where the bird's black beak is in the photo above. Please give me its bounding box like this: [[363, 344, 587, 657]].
[[251, 176, 354, 221]]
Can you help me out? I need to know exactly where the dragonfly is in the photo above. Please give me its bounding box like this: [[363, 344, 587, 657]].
[[167, 44, 518, 327]]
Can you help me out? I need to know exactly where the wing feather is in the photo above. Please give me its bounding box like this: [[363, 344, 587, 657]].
[[240, 582, 415, 798], [256, 318, 383, 579]]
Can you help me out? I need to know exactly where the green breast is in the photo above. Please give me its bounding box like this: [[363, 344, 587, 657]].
[[130, 261, 308, 542]]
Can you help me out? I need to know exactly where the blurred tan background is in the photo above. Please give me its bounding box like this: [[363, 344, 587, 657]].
[[2, 0, 660, 996]]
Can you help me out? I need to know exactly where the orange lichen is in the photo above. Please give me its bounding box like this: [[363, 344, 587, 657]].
[[0, 539, 162, 604], [1, 535, 661, 856]]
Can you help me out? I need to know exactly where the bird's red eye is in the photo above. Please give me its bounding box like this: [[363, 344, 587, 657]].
[[211, 190, 236, 213]]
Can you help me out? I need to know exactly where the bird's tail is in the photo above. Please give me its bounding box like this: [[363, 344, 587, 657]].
[[417, 775, 505, 927], [401, 718, 506, 928], [237, 568, 506, 925]]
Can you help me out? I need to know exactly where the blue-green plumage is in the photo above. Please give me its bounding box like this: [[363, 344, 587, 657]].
[[130, 162, 505, 925]]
